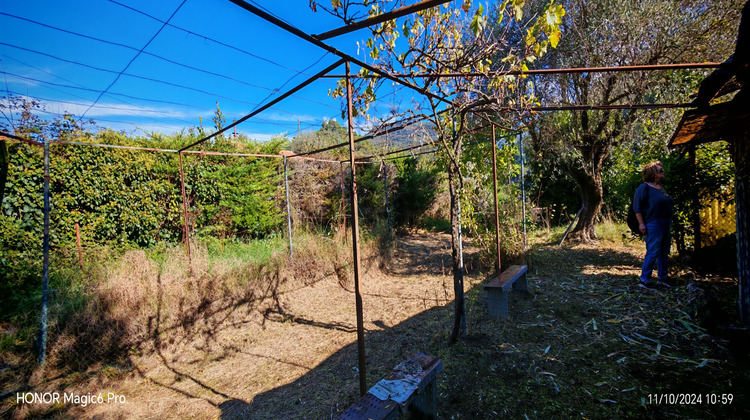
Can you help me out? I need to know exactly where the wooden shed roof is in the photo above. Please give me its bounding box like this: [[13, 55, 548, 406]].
[[668, 1, 750, 148], [669, 98, 750, 147]]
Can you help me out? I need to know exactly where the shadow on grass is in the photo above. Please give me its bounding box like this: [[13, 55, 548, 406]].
[[224, 244, 749, 419], [220, 302, 453, 419], [9, 239, 748, 419]]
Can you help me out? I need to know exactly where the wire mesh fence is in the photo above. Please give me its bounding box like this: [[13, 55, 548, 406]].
[[2, 124, 531, 380]]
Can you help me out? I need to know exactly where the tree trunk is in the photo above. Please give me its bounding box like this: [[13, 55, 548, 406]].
[[448, 150, 465, 343], [567, 160, 605, 243]]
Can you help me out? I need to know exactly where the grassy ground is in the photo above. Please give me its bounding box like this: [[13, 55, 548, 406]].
[[2, 224, 749, 419], [434, 227, 749, 419]]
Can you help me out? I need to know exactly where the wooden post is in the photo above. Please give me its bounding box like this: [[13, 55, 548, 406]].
[[690, 145, 702, 251]]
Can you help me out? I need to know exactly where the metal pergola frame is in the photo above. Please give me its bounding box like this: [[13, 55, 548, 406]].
[[0, 0, 725, 393]]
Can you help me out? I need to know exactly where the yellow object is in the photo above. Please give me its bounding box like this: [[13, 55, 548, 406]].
[[699, 195, 736, 247]]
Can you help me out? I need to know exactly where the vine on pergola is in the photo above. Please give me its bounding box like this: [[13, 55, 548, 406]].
[[314, 0, 564, 342]]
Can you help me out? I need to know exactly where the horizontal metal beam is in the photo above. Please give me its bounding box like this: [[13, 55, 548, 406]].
[[60, 141, 178, 153], [50, 140, 341, 163], [179, 57, 346, 152], [1, 132, 43, 147], [352, 101, 694, 161], [294, 105, 456, 157], [356, 121, 508, 162], [226, 0, 452, 106], [293, 109, 444, 157], [485, 102, 695, 112], [321, 62, 723, 79], [313, 0, 452, 41]]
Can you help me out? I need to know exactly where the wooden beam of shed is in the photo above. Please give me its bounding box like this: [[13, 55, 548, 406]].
[[313, 0, 452, 41], [668, 100, 750, 147]]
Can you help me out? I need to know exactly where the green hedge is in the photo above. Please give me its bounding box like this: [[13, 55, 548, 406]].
[[1, 130, 286, 250]]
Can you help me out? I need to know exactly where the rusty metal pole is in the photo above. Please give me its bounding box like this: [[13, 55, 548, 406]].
[[284, 155, 293, 260], [346, 61, 367, 397], [452, 117, 466, 336], [178, 152, 192, 272], [340, 161, 346, 232], [385, 131, 392, 240], [384, 162, 391, 241], [75, 222, 83, 269], [38, 137, 50, 365], [491, 127, 501, 273]]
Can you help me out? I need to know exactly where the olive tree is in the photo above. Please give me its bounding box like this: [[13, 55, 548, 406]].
[[524, 0, 742, 242]]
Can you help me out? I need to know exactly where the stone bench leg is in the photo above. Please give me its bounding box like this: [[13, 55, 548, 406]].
[[486, 288, 509, 318], [411, 377, 438, 418], [512, 272, 528, 294]]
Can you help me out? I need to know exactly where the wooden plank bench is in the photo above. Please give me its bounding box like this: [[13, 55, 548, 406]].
[[336, 352, 443, 420], [484, 264, 529, 318]]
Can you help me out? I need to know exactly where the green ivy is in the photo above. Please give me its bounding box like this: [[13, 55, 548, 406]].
[[1, 130, 287, 249]]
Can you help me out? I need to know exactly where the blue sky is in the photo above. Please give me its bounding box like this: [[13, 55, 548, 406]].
[[0, 0, 419, 142]]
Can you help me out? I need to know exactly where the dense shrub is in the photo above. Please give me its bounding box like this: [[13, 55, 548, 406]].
[[1, 131, 286, 250]]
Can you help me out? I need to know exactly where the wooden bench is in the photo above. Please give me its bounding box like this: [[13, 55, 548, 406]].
[[337, 352, 443, 420], [484, 265, 529, 318]]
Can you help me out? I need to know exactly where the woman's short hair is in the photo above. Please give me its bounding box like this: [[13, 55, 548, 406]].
[[642, 161, 663, 183]]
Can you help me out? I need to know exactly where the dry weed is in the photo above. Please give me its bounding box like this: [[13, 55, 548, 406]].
[[45, 235, 362, 374]]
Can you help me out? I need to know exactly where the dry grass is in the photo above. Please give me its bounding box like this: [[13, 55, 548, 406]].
[[2, 232, 363, 418], [4, 231, 454, 419], [3, 229, 749, 419]]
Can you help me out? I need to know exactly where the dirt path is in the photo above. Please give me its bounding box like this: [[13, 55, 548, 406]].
[[34, 232, 478, 419], [390, 232, 454, 275]]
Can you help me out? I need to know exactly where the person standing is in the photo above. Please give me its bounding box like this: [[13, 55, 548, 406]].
[[634, 161, 675, 289]]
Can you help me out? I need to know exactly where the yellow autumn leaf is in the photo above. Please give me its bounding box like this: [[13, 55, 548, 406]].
[[549, 30, 561, 48], [546, 9, 558, 26]]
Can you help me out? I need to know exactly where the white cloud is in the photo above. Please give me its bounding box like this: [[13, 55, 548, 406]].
[[260, 111, 316, 123], [2, 73, 42, 88], [52, 100, 198, 119], [90, 120, 189, 136]]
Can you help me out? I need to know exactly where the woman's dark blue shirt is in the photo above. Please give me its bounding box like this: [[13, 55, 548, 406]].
[[633, 183, 674, 224]]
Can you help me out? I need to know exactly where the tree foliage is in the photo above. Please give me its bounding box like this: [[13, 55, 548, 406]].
[[460, 130, 527, 265], [524, 0, 743, 242], [317, 0, 565, 342], [392, 156, 439, 228]]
